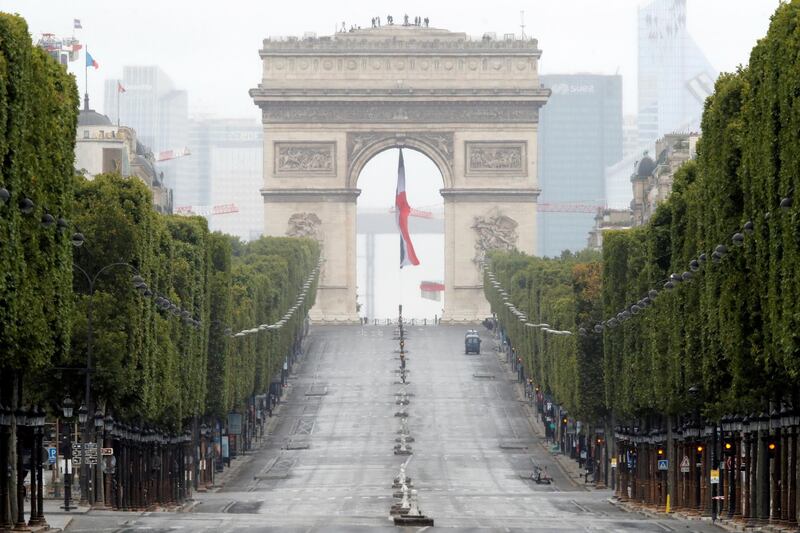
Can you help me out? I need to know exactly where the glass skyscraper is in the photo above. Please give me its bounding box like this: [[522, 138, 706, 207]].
[[637, 0, 716, 146], [537, 74, 623, 257]]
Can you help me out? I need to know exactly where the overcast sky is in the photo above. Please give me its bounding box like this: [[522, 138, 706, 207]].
[[6, 0, 779, 120]]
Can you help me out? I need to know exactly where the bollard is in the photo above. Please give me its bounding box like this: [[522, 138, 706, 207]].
[[408, 490, 421, 517]]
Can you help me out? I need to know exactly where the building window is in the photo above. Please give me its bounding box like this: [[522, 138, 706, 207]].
[[83, 130, 89, 139]]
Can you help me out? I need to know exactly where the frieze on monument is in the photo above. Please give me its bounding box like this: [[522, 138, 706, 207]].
[[465, 142, 527, 176], [274, 142, 336, 175], [262, 102, 539, 124]]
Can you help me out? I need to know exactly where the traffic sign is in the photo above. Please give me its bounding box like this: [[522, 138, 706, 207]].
[[680, 456, 691, 473], [710, 469, 720, 484], [101, 447, 114, 456], [657, 459, 669, 471], [47, 447, 57, 465], [610, 457, 618, 468]]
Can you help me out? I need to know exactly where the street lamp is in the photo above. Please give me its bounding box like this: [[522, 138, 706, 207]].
[[61, 396, 74, 512]]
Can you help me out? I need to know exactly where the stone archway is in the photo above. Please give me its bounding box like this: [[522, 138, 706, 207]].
[[251, 25, 549, 322]]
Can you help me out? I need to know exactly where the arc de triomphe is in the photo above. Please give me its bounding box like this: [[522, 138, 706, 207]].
[[250, 25, 549, 322]]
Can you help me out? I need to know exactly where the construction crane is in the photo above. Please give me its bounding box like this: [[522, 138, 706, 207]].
[[538, 202, 604, 214], [156, 147, 191, 162], [174, 204, 239, 217]]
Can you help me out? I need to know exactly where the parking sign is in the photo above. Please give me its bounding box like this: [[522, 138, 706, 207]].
[[48, 447, 57, 465]]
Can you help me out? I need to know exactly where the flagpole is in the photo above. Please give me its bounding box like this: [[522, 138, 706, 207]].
[[84, 46, 88, 107], [117, 86, 120, 127]]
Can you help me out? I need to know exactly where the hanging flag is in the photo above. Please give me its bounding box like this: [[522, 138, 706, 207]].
[[117, 81, 126, 93], [85, 51, 98, 69], [74, 19, 82, 29], [395, 149, 420, 268]]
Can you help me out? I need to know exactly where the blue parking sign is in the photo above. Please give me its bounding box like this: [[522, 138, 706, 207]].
[[48, 447, 57, 465]]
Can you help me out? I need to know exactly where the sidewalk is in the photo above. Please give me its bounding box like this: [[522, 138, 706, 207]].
[[206, 391, 289, 493], [26, 499, 92, 532], [612, 497, 799, 533], [492, 338, 601, 491]]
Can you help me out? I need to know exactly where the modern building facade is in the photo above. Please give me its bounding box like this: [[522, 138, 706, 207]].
[[187, 118, 263, 241], [537, 74, 622, 257], [104, 66, 190, 203], [637, 0, 716, 146]]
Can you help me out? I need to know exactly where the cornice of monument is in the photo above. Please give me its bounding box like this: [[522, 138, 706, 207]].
[[260, 26, 541, 57], [249, 87, 551, 101]]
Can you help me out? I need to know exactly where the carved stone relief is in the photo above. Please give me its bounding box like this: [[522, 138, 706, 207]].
[[465, 142, 527, 176], [471, 208, 518, 265], [287, 212, 325, 282], [286, 212, 324, 242], [346, 131, 454, 176], [275, 142, 335, 175]]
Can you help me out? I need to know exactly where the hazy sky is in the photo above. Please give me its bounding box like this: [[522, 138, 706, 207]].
[[7, 0, 779, 119], [6, 0, 781, 318]]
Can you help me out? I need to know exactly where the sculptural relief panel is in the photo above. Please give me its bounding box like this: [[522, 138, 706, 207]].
[[465, 141, 527, 176], [471, 208, 519, 266], [274, 142, 336, 176]]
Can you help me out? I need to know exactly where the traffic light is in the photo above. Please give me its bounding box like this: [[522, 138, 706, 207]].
[[695, 444, 704, 463], [767, 441, 777, 459], [657, 447, 665, 456], [723, 440, 735, 456], [596, 436, 604, 446], [562, 417, 568, 425]]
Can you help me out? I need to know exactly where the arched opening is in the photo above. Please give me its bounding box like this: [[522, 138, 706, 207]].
[[356, 148, 444, 321]]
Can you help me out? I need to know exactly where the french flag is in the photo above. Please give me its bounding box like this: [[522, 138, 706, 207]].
[[395, 149, 420, 268]]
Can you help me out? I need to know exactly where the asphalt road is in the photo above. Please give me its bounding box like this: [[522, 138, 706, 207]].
[[64, 324, 724, 532]]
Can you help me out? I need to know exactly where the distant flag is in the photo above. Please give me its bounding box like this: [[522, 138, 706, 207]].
[[117, 81, 126, 93], [395, 149, 420, 268], [74, 19, 82, 29], [85, 51, 98, 69]]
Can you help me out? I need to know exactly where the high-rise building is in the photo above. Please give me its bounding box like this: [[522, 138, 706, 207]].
[[186, 118, 263, 241], [537, 74, 622, 257], [104, 66, 189, 202], [637, 0, 716, 146]]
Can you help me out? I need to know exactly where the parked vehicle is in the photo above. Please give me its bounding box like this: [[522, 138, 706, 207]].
[[465, 330, 481, 354]]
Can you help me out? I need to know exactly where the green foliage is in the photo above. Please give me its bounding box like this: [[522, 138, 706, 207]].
[[61, 174, 318, 428], [600, 0, 800, 420], [0, 14, 78, 376], [485, 249, 603, 422]]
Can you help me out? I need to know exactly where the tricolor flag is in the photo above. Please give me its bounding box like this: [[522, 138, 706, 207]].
[[85, 51, 98, 69], [74, 19, 82, 29], [117, 81, 126, 93], [395, 149, 420, 268]]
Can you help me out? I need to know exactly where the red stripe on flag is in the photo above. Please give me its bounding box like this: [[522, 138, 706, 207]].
[[395, 149, 420, 267]]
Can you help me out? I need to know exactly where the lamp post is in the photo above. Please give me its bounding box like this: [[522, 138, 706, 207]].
[[77, 403, 89, 505], [103, 413, 114, 509], [93, 409, 105, 508], [71, 260, 143, 506], [61, 397, 74, 512]]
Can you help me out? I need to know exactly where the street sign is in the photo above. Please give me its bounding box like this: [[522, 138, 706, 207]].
[[658, 459, 669, 471], [680, 456, 691, 473], [101, 447, 114, 456], [710, 469, 720, 484], [48, 447, 57, 465], [71, 457, 81, 466], [610, 457, 618, 468]]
